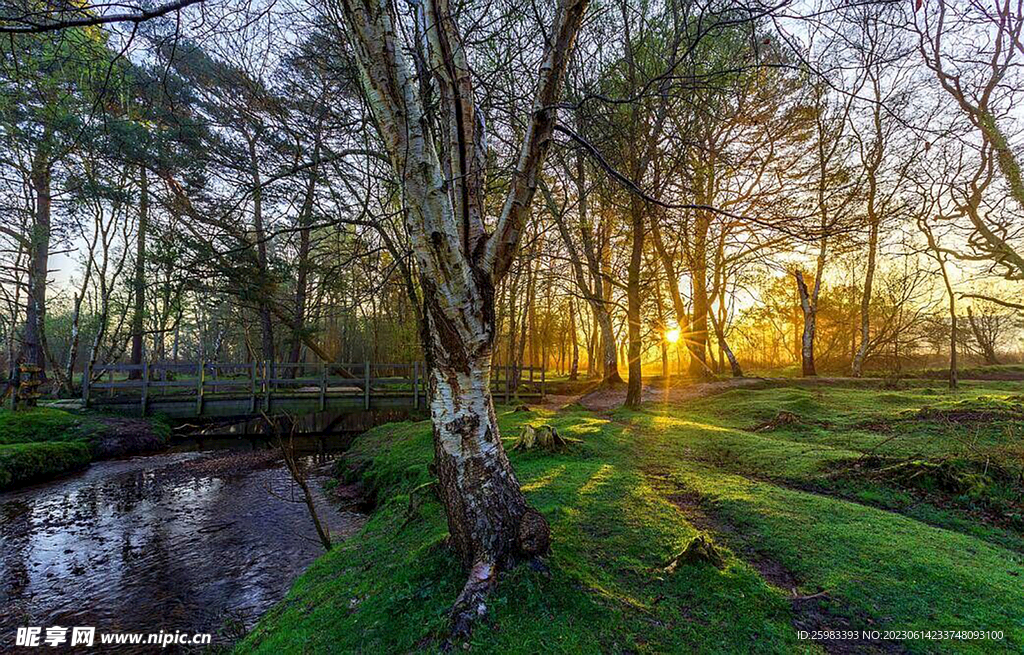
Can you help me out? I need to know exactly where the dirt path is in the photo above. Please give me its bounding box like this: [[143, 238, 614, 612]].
[[644, 468, 907, 655], [545, 373, 972, 413], [571, 377, 769, 411]]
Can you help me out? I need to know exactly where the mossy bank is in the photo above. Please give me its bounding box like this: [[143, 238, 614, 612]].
[[238, 381, 1024, 654], [0, 407, 170, 490]]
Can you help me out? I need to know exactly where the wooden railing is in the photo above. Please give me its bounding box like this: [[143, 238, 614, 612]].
[[83, 361, 545, 416]]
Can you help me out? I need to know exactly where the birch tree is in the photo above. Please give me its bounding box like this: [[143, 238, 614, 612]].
[[330, 0, 589, 633]]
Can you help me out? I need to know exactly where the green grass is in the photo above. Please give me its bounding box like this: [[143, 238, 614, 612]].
[[907, 363, 1024, 380], [238, 381, 1024, 654], [0, 408, 100, 490], [630, 385, 1024, 549], [0, 440, 92, 490], [0, 406, 95, 444], [0, 407, 168, 490]]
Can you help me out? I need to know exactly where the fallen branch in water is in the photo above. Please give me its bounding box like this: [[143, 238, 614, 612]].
[[264, 411, 333, 552]]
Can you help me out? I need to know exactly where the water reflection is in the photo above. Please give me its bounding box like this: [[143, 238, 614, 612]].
[[0, 447, 364, 650]]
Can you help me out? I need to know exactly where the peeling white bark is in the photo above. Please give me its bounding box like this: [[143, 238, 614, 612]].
[[334, 0, 589, 576]]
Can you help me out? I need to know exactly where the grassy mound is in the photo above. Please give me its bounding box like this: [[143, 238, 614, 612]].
[[0, 407, 169, 490], [0, 408, 96, 490], [0, 406, 92, 444], [238, 411, 799, 653], [240, 384, 1024, 653], [0, 440, 92, 490]]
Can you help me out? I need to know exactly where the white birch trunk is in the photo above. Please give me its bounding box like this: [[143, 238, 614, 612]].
[[334, 0, 589, 631]]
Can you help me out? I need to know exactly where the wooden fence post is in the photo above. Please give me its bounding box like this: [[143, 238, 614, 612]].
[[108, 369, 114, 398], [541, 365, 545, 401], [364, 361, 371, 410], [196, 360, 205, 416]]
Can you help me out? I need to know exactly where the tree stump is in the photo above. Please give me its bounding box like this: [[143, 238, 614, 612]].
[[663, 533, 726, 572], [754, 410, 801, 432], [510, 424, 572, 452]]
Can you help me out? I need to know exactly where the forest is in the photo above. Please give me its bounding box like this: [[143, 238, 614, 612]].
[[1, 0, 1023, 652]]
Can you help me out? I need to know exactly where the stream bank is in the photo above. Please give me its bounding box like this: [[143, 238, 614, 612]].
[[1, 442, 367, 652], [0, 408, 170, 491]]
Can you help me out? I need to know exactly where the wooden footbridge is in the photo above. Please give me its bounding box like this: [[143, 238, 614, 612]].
[[82, 361, 545, 419]]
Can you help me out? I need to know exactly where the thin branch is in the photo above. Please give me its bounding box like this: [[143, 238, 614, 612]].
[[0, 0, 205, 34]]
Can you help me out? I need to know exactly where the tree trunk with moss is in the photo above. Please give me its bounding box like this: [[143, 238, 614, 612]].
[[335, 0, 589, 633]]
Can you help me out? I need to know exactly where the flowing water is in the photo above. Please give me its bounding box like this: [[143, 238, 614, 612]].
[[0, 443, 365, 651]]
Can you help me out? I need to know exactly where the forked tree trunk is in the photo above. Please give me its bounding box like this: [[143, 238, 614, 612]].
[[967, 307, 1000, 365], [708, 309, 742, 378], [337, 0, 589, 634], [422, 307, 548, 631], [425, 330, 528, 561], [650, 217, 690, 342]]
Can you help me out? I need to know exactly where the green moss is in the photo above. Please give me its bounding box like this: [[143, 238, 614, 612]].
[[670, 465, 1024, 654], [0, 407, 95, 444], [0, 440, 92, 490], [239, 408, 803, 654], [239, 386, 1024, 653], [0, 407, 169, 490]]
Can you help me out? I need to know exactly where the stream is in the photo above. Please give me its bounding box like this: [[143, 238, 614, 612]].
[[0, 442, 365, 651]]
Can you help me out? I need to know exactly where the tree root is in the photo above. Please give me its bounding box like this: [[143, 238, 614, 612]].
[[444, 509, 551, 647], [516, 507, 550, 557], [447, 560, 498, 647]]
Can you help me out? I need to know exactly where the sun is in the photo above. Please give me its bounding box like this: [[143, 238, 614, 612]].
[[664, 328, 681, 344]]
